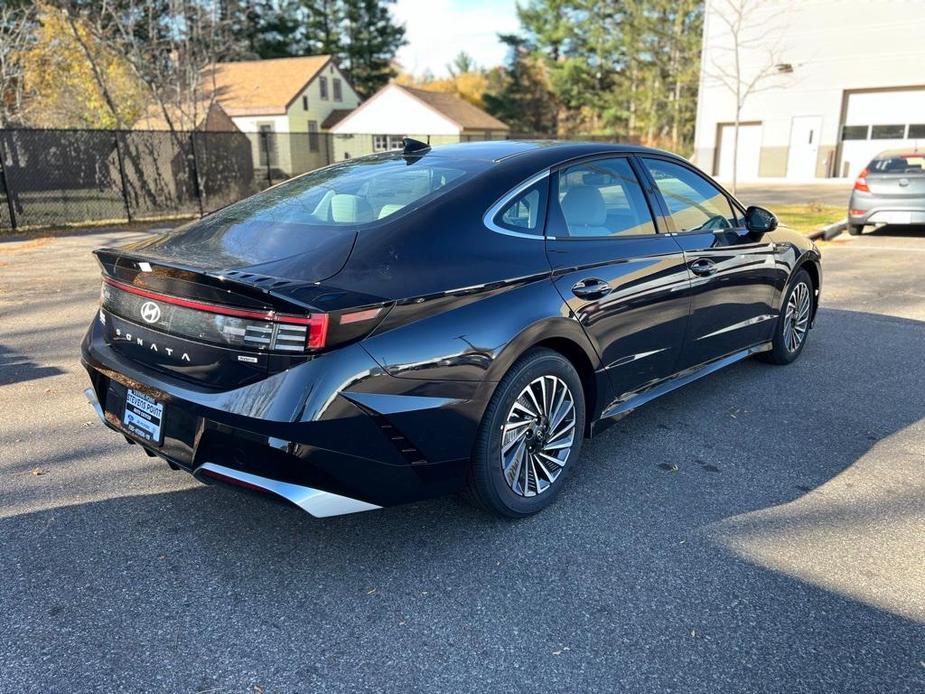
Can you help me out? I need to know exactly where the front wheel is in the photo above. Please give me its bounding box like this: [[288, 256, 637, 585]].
[[466, 348, 586, 518], [757, 269, 814, 365]]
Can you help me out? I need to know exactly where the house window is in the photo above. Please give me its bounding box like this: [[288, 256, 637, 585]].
[[333, 78, 342, 102], [319, 77, 328, 100], [302, 95, 309, 111], [373, 134, 405, 152], [841, 125, 868, 141], [308, 121, 319, 153], [871, 124, 905, 140], [909, 124, 925, 139], [257, 123, 277, 167]]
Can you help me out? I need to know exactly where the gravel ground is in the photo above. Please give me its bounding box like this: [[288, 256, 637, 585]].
[[1, 224, 923, 693]]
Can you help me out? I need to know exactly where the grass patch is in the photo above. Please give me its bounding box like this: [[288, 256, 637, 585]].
[[771, 203, 844, 235]]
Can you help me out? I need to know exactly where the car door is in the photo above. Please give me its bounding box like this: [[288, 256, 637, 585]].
[[638, 156, 778, 370], [545, 155, 691, 403]]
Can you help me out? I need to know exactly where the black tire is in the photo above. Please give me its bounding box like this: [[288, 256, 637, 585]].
[[757, 268, 814, 365], [465, 348, 586, 518], [848, 223, 864, 235]]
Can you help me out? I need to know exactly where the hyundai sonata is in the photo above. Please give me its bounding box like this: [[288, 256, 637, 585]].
[[82, 139, 821, 518]]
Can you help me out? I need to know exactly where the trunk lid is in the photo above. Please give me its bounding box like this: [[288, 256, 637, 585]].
[[867, 171, 925, 198], [95, 248, 389, 389]]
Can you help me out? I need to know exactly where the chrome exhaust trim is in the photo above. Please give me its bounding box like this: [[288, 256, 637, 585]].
[[84, 387, 105, 423], [196, 462, 381, 518]]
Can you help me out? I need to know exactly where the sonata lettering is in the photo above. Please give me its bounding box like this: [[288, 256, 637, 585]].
[[113, 328, 191, 362]]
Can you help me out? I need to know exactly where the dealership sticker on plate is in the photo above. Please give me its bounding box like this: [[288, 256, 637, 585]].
[[124, 388, 164, 444]]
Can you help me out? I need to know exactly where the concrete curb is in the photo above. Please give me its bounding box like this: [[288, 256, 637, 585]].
[[808, 218, 847, 241]]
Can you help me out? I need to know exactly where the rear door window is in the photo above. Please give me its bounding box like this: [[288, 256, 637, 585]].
[[553, 158, 656, 237]]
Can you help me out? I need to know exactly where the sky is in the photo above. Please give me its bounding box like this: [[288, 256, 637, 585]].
[[392, 0, 521, 78]]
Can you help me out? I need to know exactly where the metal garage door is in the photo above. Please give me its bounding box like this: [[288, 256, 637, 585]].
[[716, 123, 762, 180], [840, 88, 925, 177]]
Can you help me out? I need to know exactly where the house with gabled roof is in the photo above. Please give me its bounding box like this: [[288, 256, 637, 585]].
[[205, 55, 360, 175], [328, 83, 509, 160]]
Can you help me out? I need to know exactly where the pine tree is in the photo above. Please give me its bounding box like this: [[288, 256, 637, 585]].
[[303, 0, 345, 56], [482, 34, 557, 135], [226, 0, 306, 59], [341, 0, 405, 98]]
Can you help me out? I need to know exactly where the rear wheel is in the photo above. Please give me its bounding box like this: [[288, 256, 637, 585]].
[[466, 348, 585, 518], [848, 223, 864, 235], [758, 269, 814, 365]]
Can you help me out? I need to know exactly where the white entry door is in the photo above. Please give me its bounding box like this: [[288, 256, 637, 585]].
[[717, 123, 761, 180], [787, 116, 822, 178]]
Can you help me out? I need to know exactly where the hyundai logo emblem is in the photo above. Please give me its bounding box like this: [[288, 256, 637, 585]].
[[899, 178, 910, 187], [140, 301, 161, 324]]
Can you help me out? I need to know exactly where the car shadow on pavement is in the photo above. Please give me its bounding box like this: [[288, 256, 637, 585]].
[[864, 223, 925, 238], [1, 306, 923, 692]]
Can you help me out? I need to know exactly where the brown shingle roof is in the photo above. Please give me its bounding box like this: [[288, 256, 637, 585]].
[[321, 108, 353, 130], [397, 85, 509, 131], [133, 100, 239, 132], [205, 55, 332, 116]]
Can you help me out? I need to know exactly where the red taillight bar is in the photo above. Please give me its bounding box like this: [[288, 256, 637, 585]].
[[103, 276, 328, 348]]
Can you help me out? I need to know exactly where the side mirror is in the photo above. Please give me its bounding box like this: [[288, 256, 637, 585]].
[[744, 205, 778, 233]]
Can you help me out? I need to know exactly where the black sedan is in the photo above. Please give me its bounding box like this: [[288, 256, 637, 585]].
[[81, 139, 822, 518]]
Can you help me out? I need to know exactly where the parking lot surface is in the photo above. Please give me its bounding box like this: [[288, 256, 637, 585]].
[[1, 225, 923, 693], [726, 181, 852, 207]]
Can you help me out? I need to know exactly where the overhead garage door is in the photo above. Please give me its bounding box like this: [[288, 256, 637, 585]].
[[716, 123, 762, 180], [839, 88, 925, 177]]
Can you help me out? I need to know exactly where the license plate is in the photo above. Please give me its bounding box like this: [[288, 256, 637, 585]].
[[880, 211, 912, 224], [123, 388, 164, 445]]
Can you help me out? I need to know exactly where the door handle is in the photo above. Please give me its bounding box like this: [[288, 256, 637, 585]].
[[689, 258, 717, 277], [571, 278, 612, 299]]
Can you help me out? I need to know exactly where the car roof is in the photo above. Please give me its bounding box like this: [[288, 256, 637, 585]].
[[872, 148, 925, 159], [423, 139, 685, 166]]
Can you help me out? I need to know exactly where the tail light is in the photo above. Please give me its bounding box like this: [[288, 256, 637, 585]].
[[101, 277, 341, 352], [854, 167, 870, 192]]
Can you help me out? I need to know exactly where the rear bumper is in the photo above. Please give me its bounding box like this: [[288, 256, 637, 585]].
[[81, 319, 488, 515], [848, 194, 925, 225]]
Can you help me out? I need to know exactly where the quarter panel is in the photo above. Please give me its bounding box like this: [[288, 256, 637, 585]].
[[361, 277, 601, 383]]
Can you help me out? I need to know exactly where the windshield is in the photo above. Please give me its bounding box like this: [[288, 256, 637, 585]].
[[210, 152, 480, 228]]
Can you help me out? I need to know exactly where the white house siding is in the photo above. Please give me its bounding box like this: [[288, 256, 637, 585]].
[[229, 63, 361, 178], [287, 62, 360, 173], [329, 85, 509, 161], [693, 0, 925, 181], [230, 115, 292, 175]]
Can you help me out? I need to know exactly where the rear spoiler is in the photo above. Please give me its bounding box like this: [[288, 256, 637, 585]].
[[93, 248, 388, 314]]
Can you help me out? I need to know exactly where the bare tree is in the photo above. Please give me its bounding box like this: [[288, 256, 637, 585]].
[[0, 4, 37, 127], [705, 0, 789, 193], [76, 0, 235, 137], [69, 0, 236, 213]]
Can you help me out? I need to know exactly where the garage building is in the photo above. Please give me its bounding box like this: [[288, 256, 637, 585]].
[[693, 1, 925, 181]]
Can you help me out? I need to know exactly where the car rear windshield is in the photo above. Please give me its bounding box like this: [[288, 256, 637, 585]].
[[208, 152, 482, 229], [869, 154, 925, 175]]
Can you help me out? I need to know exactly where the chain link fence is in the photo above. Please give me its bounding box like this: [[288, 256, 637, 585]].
[[0, 128, 628, 231]]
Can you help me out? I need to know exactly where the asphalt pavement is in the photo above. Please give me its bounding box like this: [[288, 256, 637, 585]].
[[1, 224, 923, 693], [729, 181, 852, 207]]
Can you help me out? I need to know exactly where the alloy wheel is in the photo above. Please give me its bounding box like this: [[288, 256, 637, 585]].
[[783, 281, 811, 353], [500, 375, 576, 497]]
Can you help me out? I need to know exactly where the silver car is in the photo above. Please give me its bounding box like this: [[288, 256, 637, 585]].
[[848, 150, 925, 235]]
